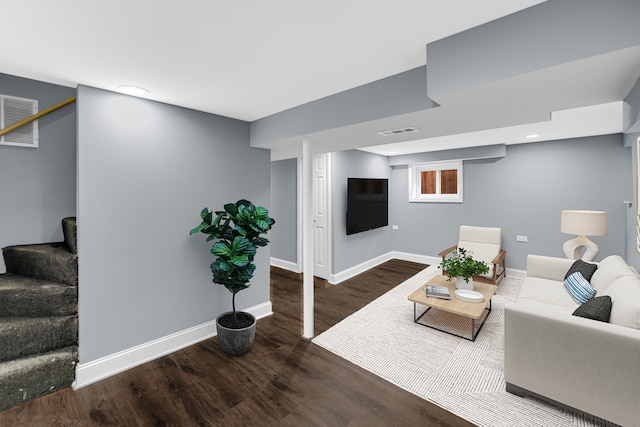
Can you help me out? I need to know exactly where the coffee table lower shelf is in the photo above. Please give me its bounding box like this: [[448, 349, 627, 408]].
[[412, 299, 492, 342]]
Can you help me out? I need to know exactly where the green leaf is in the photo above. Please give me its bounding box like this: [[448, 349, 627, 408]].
[[224, 203, 238, 216], [234, 225, 247, 236], [199, 207, 210, 220], [231, 236, 256, 257], [212, 212, 224, 227], [234, 263, 256, 282], [230, 254, 249, 267], [254, 219, 270, 231], [252, 237, 270, 247], [212, 241, 232, 258], [203, 210, 213, 225], [189, 223, 208, 235], [211, 259, 232, 274], [254, 206, 268, 217]]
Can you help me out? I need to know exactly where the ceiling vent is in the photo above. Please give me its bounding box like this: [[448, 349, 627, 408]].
[[0, 94, 39, 148], [377, 127, 419, 137]]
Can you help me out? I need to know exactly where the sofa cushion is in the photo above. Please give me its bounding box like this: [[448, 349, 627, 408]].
[[564, 272, 597, 304], [572, 295, 612, 322], [590, 255, 635, 292], [601, 275, 640, 329], [517, 277, 579, 309], [564, 259, 597, 282]]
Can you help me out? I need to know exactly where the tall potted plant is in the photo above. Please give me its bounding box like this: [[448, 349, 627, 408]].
[[190, 199, 275, 355], [438, 247, 489, 290]]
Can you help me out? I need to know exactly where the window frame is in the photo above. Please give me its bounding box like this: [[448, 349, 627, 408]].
[[408, 160, 463, 203]]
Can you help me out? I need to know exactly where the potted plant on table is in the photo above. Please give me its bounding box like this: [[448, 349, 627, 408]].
[[438, 247, 489, 290], [190, 199, 275, 355]]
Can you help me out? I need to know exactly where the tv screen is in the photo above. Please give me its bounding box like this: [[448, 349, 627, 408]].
[[346, 178, 389, 235]]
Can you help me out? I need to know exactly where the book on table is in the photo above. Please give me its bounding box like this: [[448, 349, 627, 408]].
[[424, 284, 450, 299]]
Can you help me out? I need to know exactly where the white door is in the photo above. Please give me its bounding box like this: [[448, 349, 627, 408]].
[[312, 153, 330, 279]]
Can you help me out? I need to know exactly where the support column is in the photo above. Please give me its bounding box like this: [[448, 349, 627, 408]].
[[302, 140, 314, 338]]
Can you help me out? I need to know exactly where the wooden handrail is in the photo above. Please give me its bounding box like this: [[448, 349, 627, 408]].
[[0, 96, 76, 138]]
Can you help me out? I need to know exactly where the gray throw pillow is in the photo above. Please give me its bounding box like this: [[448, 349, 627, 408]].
[[564, 259, 598, 281], [572, 295, 612, 322]]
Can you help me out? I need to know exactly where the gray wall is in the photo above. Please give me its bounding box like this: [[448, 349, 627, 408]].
[[427, 0, 640, 99], [391, 135, 631, 271], [0, 74, 76, 272], [625, 78, 640, 132], [250, 67, 437, 147], [77, 85, 271, 363], [331, 150, 392, 273], [270, 158, 297, 264]]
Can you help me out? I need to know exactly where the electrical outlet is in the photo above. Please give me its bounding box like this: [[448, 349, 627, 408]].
[[392, 225, 399, 230], [516, 235, 528, 242]]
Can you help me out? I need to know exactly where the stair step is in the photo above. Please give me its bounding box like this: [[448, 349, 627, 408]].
[[3, 243, 78, 286], [62, 217, 77, 254], [0, 316, 77, 362], [0, 347, 77, 412], [0, 274, 77, 317]]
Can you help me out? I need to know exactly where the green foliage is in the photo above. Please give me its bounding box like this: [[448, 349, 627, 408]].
[[438, 247, 489, 283], [190, 199, 275, 313]]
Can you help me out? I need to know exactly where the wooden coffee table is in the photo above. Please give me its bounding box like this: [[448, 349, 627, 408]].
[[407, 275, 496, 341]]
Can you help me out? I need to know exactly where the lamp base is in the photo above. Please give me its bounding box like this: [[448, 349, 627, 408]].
[[563, 235, 599, 261]]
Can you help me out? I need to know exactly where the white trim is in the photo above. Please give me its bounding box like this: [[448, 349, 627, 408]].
[[296, 156, 303, 274], [391, 251, 441, 266], [330, 251, 522, 285], [329, 252, 394, 284], [325, 153, 333, 280], [409, 160, 463, 203], [270, 257, 301, 273], [506, 267, 526, 279], [73, 302, 272, 390]]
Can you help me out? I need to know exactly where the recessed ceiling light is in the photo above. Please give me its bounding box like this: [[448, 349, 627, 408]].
[[526, 134, 539, 139], [118, 85, 150, 96]]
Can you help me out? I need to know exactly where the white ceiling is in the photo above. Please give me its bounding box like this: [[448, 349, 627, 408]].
[[3, 0, 638, 157], [2, 0, 544, 122]]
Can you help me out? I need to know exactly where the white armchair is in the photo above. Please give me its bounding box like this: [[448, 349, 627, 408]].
[[439, 225, 507, 286]]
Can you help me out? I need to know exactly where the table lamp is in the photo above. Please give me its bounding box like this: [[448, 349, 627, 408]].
[[560, 210, 607, 261]]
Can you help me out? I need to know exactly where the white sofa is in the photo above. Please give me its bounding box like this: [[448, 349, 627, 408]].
[[504, 254, 640, 427]]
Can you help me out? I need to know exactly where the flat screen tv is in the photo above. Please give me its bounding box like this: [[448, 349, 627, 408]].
[[346, 178, 389, 235]]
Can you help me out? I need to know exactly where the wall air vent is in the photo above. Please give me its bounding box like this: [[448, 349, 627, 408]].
[[0, 94, 39, 148], [377, 127, 419, 137]]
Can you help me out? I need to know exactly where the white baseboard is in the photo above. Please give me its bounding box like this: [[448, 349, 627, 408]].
[[270, 257, 301, 273], [73, 301, 273, 390], [329, 251, 523, 285], [329, 252, 394, 284], [506, 267, 526, 279], [391, 251, 441, 266], [330, 251, 441, 284]]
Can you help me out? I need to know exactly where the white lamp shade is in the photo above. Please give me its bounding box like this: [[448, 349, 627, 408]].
[[560, 210, 607, 236]]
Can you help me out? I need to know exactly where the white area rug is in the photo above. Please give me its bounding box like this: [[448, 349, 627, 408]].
[[312, 265, 615, 427]]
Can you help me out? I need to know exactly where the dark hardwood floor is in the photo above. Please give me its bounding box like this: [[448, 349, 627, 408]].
[[0, 259, 473, 426]]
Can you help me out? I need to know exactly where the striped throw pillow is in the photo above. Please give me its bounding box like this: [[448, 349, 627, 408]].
[[564, 271, 597, 304]]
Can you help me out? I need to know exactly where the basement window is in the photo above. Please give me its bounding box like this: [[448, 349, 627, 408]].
[[409, 160, 463, 203]]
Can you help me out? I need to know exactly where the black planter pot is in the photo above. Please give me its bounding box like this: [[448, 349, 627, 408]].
[[216, 311, 256, 355]]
